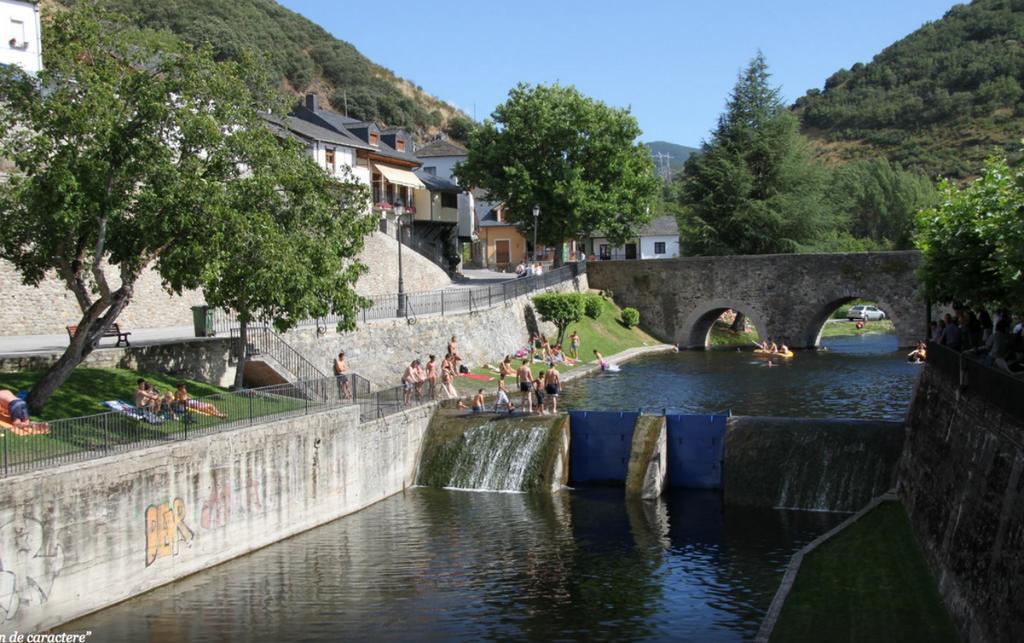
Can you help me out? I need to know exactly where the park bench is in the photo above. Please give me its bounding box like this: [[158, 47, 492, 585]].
[[66, 322, 132, 347]]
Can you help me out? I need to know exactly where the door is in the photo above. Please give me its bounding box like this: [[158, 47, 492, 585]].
[[625, 243, 638, 260], [494, 239, 511, 268]]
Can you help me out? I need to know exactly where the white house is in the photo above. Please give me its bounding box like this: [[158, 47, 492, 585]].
[[414, 135, 478, 244], [588, 215, 680, 260], [0, 0, 42, 75]]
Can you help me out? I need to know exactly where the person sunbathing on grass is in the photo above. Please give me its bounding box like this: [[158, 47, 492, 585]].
[[135, 379, 160, 413], [175, 383, 227, 418]]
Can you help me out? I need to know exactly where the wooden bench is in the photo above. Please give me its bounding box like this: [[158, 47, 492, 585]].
[[66, 323, 132, 347]]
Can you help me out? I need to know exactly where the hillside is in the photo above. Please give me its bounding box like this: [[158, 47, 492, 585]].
[[55, 0, 471, 141], [645, 141, 698, 178], [794, 0, 1024, 179]]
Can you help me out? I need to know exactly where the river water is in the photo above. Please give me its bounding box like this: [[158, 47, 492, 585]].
[[65, 334, 913, 642]]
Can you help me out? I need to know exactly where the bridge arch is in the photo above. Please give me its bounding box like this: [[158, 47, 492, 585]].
[[801, 292, 909, 348], [681, 299, 767, 349]]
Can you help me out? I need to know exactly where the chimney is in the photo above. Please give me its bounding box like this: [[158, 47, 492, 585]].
[[305, 94, 318, 111]]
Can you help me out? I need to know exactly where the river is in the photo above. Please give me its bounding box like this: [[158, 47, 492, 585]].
[[65, 333, 912, 641]]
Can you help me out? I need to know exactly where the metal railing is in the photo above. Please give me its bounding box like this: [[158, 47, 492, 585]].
[[211, 261, 585, 333], [0, 372, 440, 478], [926, 341, 1024, 422], [232, 325, 328, 384]]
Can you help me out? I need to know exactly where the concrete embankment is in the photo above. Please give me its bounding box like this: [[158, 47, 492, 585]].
[[0, 402, 435, 635]]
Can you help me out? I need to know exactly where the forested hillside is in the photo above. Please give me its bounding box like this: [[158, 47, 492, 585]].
[[55, 0, 472, 139], [795, 0, 1024, 179]]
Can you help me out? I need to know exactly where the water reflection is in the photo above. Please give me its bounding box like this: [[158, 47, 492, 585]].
[[559, 334, 917, 420], [66, 488, 843, 642]]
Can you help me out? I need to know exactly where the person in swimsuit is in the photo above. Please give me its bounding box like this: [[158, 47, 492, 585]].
[[544, 368, 561, 413], [517, 359, 533, 413], [402, 361, 417, 405], [499, 356, 516, 378], [593, 349, 608, 370], [495, 376, 514, 413], [426, 355, 438, 400], [570, 331, 580, 359], [333, 352, 351, 400], [471, 389, 485, 413], [532, 375, 546, 414]]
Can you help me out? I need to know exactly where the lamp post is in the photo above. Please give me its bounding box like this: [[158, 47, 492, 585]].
[[395, 201, 406, 317], [532, 204, 540, 264]]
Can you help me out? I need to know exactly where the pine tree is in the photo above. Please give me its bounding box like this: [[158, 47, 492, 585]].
[[677, 53, 835, 255]]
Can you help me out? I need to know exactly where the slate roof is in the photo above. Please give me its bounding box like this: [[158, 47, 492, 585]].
[[478, 208, 521, 228], [290, 103, 421, 165], [592, 215, 679, 239], [415, 138, 468, 158], [260, 113, 366, 149], [416, 171, 462, 193]]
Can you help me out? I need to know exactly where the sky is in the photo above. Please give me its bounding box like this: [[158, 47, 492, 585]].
[[278, 0, 957, 147]]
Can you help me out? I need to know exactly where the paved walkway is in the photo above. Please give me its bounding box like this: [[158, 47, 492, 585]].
[[0, 325, 203, 357]]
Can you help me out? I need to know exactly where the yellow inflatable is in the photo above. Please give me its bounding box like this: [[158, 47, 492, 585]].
[[753, 349, 794, 359]]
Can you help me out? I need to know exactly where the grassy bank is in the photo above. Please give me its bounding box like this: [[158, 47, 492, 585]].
[[770, 501, 957, 643], [0, 368, 226, 421], [820, 319, 894, 339], [708, 320, 760, 347], [455, 294, 658, 394]]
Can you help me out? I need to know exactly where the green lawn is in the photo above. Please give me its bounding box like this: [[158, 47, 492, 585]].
[[770, 501, 958, 643], [455, 294, 658, 395], [0, 368, 308, 472], [708, 319, 761, 347]]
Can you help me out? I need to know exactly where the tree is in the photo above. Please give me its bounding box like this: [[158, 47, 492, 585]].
[[455, 83, 658, 265], [0, 7, 372, 410], [532, 293, 585, 345], [197, 140, 375, 389], [677, 53, 837, 256], [915, 154, 1024, 308], [827, 159, 937, 250]]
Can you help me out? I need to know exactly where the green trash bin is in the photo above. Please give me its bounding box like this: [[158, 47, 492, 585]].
[[192, 305, 215, 337]]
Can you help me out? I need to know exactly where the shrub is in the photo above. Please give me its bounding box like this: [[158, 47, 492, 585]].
[[583, 294, 603, 319], [533, 293, 585, 344], [622, 307, 640, 328]]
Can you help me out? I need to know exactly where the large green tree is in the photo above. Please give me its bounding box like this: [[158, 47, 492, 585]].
[[0, 7, 372, 410], [677, 53, 836, 256], [454, 83, 658, 264], [827, 159, 937, 250], [916, 154, 1024, 309]]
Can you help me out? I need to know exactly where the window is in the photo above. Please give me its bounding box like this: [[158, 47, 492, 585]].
[[325, 148, 336, 172], [441, 193, 458, 208], [9, 19, 25, 48], [372, 172, 383, 204], [369, 132, 379, 146], [599, 244, 610, 260], [396, 139, 406, 152], [423, 166, 437, 176], [654, 241, 666, 255]]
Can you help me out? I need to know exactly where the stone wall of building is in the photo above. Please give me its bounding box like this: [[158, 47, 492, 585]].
[[587, 251, 926, 348], [898, 347, 1024, 643], [0, 402, 436, 635], [0, 231, 451, 337]]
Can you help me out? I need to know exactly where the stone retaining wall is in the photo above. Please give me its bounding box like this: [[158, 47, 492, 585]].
[[0, 402, 436, 635], [0, 231, 451, 337], [898, 352, 1024, 643]]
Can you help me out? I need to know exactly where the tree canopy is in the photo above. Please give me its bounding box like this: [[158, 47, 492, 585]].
[[454, 83, 659, 261], [0, 6, 374, 410], [677, 53, 836, 255], [915, 154, 1024, 309]]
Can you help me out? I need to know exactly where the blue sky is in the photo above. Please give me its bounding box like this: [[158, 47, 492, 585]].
[[279, 0, 956, 147]]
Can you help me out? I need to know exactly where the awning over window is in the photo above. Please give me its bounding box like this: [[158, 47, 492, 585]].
[[374, 163, 425, 189]]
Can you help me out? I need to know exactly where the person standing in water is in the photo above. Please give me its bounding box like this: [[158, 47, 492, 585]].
[[544, 368, 561, 413]]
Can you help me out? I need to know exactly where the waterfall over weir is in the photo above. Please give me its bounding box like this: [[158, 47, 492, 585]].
[[417, 413, 570, 492]]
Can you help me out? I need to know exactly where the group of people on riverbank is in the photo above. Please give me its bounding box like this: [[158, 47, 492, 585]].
[[400, 337, 466, 406], [931, 307, 1024, 373], [133, 379, 227, 419], [515, 262, 545, 278]]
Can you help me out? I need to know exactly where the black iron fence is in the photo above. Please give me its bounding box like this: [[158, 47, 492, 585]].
[[212, 261, 585, 334], [0, 373, 437, 478], [926, 341, 1024, 421]]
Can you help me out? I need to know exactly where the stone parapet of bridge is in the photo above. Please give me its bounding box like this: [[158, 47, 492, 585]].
[[587, 251, 926, 349]]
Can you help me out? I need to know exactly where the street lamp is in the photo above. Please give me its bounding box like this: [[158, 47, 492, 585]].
[[395, 200, 406, 317], [532, 204, 540, 264]]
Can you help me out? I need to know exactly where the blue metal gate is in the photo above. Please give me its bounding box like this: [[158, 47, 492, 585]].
[[568, 410, 639, 485], [666, 414, 728, 489]]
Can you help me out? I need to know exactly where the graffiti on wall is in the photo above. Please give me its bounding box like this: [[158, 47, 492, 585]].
[[199, 478, 263, 531], [0, 517, 65, 621], [145, 498, 195, 567]]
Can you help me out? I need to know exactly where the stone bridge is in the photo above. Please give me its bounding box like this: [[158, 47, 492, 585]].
[[587, 251, 926, 349]]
